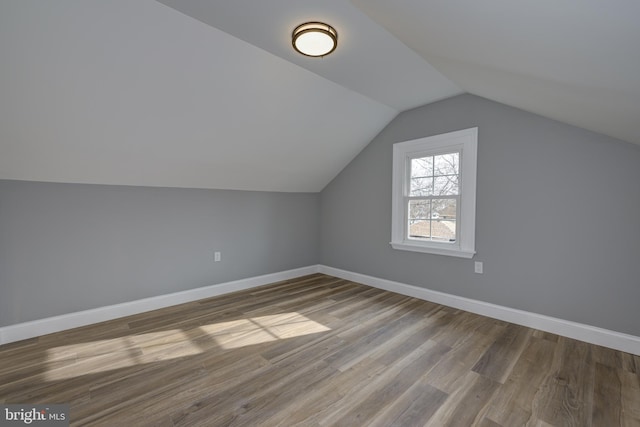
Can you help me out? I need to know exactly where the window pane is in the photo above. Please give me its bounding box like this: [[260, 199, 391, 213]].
[[431, 220, 456, 242], [431, 199, 457, 242], [408, 200, 430, 239], [432, 198, 457, 220], [410, 157, 433, 196], [411, 157, 433, 178], [409, 200, 430, 220], [434, 175, 459, 196], [434, 152, 459, 176], [410, 177, 433, 196]]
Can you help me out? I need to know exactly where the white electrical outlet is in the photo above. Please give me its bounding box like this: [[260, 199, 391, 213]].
[[474, 261, 483, 274], [214, 251, 221, 262]]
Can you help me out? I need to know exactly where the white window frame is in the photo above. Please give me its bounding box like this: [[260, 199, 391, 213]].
[[391, 127, 478, 258]]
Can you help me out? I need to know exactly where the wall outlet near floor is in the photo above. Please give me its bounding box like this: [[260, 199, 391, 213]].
[[474, 261, 483, 274], [214, 251, 221, 262]]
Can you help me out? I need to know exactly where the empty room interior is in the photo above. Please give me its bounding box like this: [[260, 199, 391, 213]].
[[1, 1, 640, 426]]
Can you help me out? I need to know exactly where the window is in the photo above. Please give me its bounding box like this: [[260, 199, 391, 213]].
[[391, 128, 477, 258]]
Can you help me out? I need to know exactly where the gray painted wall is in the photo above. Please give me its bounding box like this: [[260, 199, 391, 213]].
[[0, 180, 319, 326], [2, 94, 639, 338], [320, 94, 640, 336]]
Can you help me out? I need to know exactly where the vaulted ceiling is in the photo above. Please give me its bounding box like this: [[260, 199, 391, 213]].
[[1, 1, 638, 192]]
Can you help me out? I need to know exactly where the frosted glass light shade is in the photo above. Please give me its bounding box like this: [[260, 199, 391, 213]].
[[292, 22, 337, 57]]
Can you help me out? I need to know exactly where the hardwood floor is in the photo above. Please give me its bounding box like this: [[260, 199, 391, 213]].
[[1, 274, 639, 426]]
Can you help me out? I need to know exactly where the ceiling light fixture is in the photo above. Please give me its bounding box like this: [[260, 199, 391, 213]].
[[292, 22, 338, 57]]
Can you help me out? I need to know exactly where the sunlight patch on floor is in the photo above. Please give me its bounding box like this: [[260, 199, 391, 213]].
[[44, 312, 330, 380], [206, 312, 332, 350]]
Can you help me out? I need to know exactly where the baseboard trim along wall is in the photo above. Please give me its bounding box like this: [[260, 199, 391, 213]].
[[318, 265, 640, 356], [2, 264, 639, 355], [0, 265, 320, 346]]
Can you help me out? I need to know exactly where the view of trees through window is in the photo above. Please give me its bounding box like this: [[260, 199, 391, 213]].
[[408, 152, 459, 242]]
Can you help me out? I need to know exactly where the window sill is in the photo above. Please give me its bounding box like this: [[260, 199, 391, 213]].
[[390, 242, 475, 259]]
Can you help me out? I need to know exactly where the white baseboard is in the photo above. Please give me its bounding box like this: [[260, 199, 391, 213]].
[[318, 265, 640, 356], [0, 265, 320, 346], [3, 264, 638, 356]]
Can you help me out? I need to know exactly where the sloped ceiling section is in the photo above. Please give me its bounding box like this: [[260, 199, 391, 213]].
[[352, 0, 640, 146], [2, 1, 638, 193], [0, 1, 398, 192], [156, 0, 462, 112]]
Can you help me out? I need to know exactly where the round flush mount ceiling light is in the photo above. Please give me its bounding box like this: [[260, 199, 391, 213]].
[[292, 22, 338, 57]]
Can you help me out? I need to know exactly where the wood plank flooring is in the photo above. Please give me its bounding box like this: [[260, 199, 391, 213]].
[[1, 274, 639, 426]]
